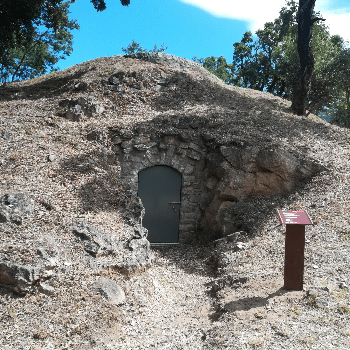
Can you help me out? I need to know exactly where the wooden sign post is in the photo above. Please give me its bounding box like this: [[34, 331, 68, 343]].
[[277, 210, 313, 291]]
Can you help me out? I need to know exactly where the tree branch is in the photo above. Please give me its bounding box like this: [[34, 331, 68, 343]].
[[312, 17, 326, 24]]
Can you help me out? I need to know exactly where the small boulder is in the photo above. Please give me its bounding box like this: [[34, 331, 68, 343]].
[[65, 104, 84, 121], [37, 282, 55, 296], [0, 261, 42, 295], [89, 278, 125, 305], [0, 193, 34, 224]]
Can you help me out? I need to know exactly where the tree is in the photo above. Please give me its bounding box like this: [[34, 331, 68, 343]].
[[194, 0, 347, 120], [121, 40, 168, 54], [192, 56, 233, 84], [0, 0, 128, 83], [0, 0, 129, 51], [0, 1, 79, 83], [323, 48, 350, 126], [90, 0, 130, 11], [290, 0, 325, 115]]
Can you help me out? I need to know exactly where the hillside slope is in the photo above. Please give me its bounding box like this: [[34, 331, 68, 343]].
[[0, 53, 350, 349]]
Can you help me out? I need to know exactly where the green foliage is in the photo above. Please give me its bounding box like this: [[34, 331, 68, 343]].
[[193, 0, 350, 124], [121, 40, 168, 54], [0, 1, 79, 83], [321, 48, 350, 126], [192, 56, 233, 84], [0, 0, 129, 83], [91, 0, 130, 11]]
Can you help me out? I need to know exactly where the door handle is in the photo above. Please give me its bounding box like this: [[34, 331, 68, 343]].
[[169, 202, 180, 212]]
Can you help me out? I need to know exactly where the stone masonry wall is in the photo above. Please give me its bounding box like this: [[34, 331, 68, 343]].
[[110, 129, 207, 243]]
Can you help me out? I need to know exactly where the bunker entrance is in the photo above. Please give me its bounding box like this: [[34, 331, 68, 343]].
[[138, 165, 182, 244]]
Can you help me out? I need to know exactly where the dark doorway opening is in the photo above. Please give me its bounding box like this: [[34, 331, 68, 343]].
[[138, 165, 182, 243]]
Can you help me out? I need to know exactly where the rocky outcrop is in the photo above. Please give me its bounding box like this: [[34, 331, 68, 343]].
[[99, 125, 326, 242], [68, 217, 153, 275], [0, 192, 153, 296], [69, 220, 121, 258], [0, 253, 57, 295], [200, 146, 326, 240], [58, 96, 105, 121], [0, 193, 34, 225]]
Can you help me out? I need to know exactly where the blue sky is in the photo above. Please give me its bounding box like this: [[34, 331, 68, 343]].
[[57, 0, 350, 72]]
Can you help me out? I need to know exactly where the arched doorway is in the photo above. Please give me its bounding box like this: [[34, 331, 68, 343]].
[[138, 165, 182, 243]]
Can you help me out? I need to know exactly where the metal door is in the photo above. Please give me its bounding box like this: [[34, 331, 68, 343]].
[[138, 166, 182, 243]]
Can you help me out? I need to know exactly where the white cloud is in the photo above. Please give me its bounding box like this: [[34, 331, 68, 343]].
[[179, 0, 350, 46], [319, 11, 350, 46]]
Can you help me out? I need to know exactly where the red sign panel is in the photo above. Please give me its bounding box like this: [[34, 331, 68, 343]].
[[277, 210, 313, 225]]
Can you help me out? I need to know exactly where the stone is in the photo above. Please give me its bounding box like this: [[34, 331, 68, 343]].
[[166, 145, 176, 157], [77, 96, 105, 116], [121, 140, 133, 150], [205, 151, 226, 179], [89, 278, 125, 305], [112, 136, 123, 144], [109, 121, 325, 244], [69, 220, 120, 257], [217, 168, 256, 202], [124, 196, 145, 226], [196, 159, 205, 171], [187, 150, 201, 160], [0, 261, 43, 295], [132, 223, 148, 239], [183, 164, 194, 175], [307, 286, 330, 296], [204, 199, 237, 238], [307, 286, 330, 307], [178, 132, 192, 143], [120, 237, 154, 275], [201, 133, 214, 142], [0, 193, 34, 225], [1, 129, 12, 140], [133, 144, 149, 151], [106, 152, 115, 164], [37, 282, 55, 296], [220, 146, 241, 168], [175, 147, 186, 156], [205, 176, 219, 190], [59, 96, 104, 121], [47, 154, 56, 162], [128, 237, 153, 265], [339, 282, 348, 289], [86, 129, 107, 146], [159, 143, 168, 150], [234, 242, 247, 252], [73, 81, 89, 91], [177, 117, 192, 129], [65, 104, 84, 121], [112, 144, 122, 154], [164, 136, 176, 145], [256, 148, 303, 181], [188, 143, 202, 153], [241, 147, 260, 172], [189, 120, 200, 129]]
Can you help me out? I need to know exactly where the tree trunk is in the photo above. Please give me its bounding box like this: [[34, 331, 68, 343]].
[[291, 0, 317, 116]]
